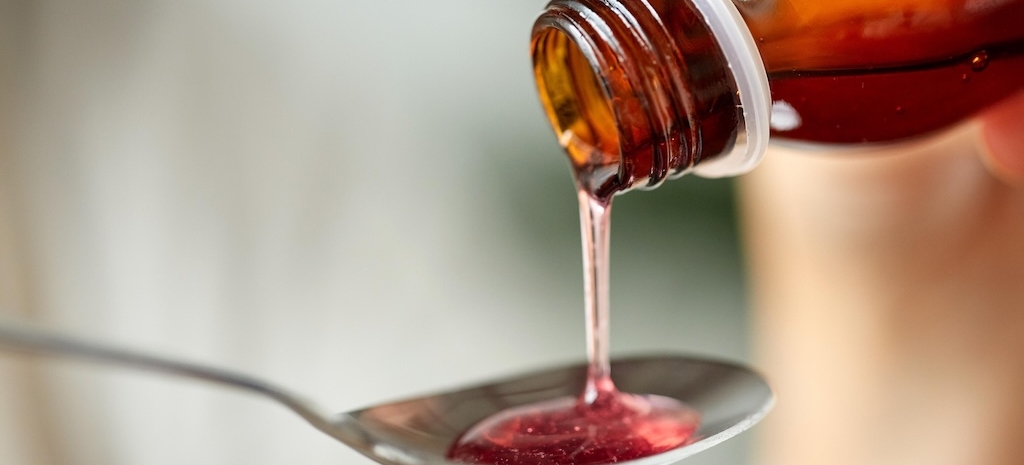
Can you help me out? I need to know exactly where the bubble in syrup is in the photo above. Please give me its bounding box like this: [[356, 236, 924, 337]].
[[970, 51, 989, 71], [961, 73, 971, 82]]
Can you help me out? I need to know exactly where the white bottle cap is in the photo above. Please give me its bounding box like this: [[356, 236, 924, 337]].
[[690, 0, 771, 178]]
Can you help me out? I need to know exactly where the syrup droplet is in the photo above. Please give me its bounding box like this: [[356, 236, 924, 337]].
[[895, 105, 904, 114], [961, 73, 971, 83], [970, 50, 990, 72]]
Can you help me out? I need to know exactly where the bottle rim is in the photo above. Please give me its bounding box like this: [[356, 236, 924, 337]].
[[690, 0, 771, 178]]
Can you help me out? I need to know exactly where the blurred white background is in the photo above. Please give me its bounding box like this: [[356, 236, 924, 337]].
[[0, 0, 750, 464]]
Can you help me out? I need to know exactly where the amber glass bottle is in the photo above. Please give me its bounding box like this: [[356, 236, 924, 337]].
[[531, 0, 1024, 199]]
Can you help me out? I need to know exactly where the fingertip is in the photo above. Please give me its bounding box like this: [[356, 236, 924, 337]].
[[979, 91, 1024, 185]]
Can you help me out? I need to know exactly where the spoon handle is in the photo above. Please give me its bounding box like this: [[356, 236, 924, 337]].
[[0, 320, 345, 441]]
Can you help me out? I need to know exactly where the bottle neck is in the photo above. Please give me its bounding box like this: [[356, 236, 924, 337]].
[[531, 0, 769, 198]]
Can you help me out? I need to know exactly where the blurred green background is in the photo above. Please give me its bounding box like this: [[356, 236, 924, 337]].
[[0, 0, 751, 464]]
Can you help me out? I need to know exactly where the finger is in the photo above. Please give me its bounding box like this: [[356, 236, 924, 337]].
[[979, 91, 1024, 185]]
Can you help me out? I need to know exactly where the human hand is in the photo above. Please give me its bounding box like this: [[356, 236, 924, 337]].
[[980, 91, 1024, 184], [737, 92, 1024, 465]]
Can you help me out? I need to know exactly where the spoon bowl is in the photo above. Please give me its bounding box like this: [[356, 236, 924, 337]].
[[340, 355, 772, 465], [0, 321, 771, 465]]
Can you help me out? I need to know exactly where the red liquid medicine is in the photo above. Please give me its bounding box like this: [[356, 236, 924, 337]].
[[447, 378, 699, 465]]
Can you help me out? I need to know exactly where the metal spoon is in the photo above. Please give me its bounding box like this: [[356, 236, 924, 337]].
[[0, 320, 772, 465]]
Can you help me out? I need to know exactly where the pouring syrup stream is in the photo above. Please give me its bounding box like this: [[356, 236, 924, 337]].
[[446, 175, 700, 465]]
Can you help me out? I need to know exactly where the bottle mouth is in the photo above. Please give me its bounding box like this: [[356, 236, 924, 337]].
[[533, 6, 682, 198], [532, 22, 622, 195], [531, 0, 771, 189]]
